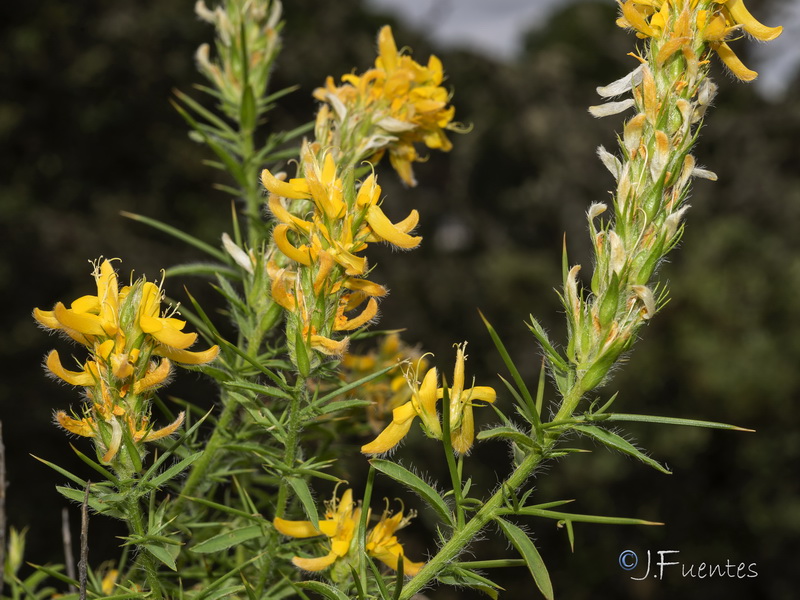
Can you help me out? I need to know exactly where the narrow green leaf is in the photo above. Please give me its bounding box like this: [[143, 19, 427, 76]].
[[514, 507, 662, 526], [148, 452, 203, 489], [173, 89, 237, 137], [495, 518, 554, 600], [190, 525, 263, 553], [296, 581, 350, 600], [225, 380, 293, 401], [573, 425, 671, 474], [370, 460, 454, 527], [240, 85, 257, 132], [121, 211, 227, 262], [476, 426, 537, 450], [286, 477, 319, 528], [32, 454, 88, 487], [366, 555, 392, 600], [180, 495, 266, 523], [597, 413, 753, 431], [55, 486, 112, 514], [479, 311, 541, 431], [165, 262, 241, 280], [68, 444, 120, 485]]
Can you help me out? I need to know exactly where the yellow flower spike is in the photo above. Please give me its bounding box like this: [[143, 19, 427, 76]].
[[366, 507, 424, 576], [56, 411, 97, 437], [261, 168, 311, 200], [45, 350, 96, 387], [365, 205, 422, 249], [273, 224, 314, 266], [722, 0, 782, 41], [133, 359, 172, 394], [439, 343, 497, 455]]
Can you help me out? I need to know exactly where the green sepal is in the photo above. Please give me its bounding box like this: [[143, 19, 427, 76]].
[[296, 581, 351, 600]]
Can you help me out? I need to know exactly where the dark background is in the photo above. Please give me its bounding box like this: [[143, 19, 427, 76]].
[[2, 0, 798, 598]]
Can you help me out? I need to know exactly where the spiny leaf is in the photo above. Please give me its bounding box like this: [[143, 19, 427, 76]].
[[370, 460, 454, 528], [494, 518, 554, 600]]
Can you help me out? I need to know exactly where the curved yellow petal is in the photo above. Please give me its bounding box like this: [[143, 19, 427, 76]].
[[292, 552, 337, 572], [361, 417, 415, 454], [725, 0, 783, 41], [46, 350, 95, 387], [273, 224, 313, 266], [343, 278, 387, 297], [713, 41, 757, 81], [451, 405, 475, 455], [33, 307, 62, 331], [53, 302, 108, 336], [133, 359, 173, 394], [309, 334, 349, 356], [335, 297, 378, 331], [55, 411, 97, 437], [261, 169, 310, 199], [154, 344, 219, 365], [274, 517, 323, 538], [467, 385, 497, 404], [140, 314, 198, 349], [377, 26, 399, 72], [366, 205, 422, 249], [139, 411, 185, 442], [267, 194, 312, 232]]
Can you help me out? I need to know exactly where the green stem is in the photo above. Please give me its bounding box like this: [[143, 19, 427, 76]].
[[126, 499, 164, 600], [275, 379, 306, 518], [398, 450, 544, 600], [174, 393, 238, 511]]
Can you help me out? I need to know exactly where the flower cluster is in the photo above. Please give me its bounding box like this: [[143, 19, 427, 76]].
[[617, 0, 782, 81], [273, 488, 423, 576], [361, 343, 496, 455], [313, 25, 458, 186], [262, 143, 421, 362], [33, 259, 219, 466]]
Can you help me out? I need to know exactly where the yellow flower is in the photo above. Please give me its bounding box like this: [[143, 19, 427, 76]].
[[366, 505, 424, 576], [313, 25, 457, 186], [439, 343, 496, 455], [361, 365, 441, 454], [616, 0, 782, 81], [273, 488, 360, 571], [34, 258, 217, 463]]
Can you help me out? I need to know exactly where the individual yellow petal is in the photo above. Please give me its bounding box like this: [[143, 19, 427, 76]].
[[133, 359, 172, 394], [271, 271, 297, 311], [724, 0, 783, 41], [292, 552, 338, 572], [361, 416, 415, 454], [261, 169, 311, 199], [45, 350, 95, 387], [343, 278, 388, 297], [713, 41, 758, 81], [53, 302, 108, 336], [467, 386, 497, 404], [335, 297, 378, 331], [620, 0, 656, 37], [154, 344, 219, 365], [366, 205, 422, 249], [140, 314, 197, 349], [267, 194, 313, 233], [273, 224, 313, 266], [32, 307, 62, 331], [55, 411, 97, 437], [451, 405, 475, 455], [377, 26, 399, 72], [274, 517, 323, 538], [356, 174, 382, 207], [139, 411, 185, 442], [309, 334, 349, 356]]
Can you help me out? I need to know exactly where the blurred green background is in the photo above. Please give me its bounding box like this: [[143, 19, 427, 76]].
[[2, 0, 798, 598]]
